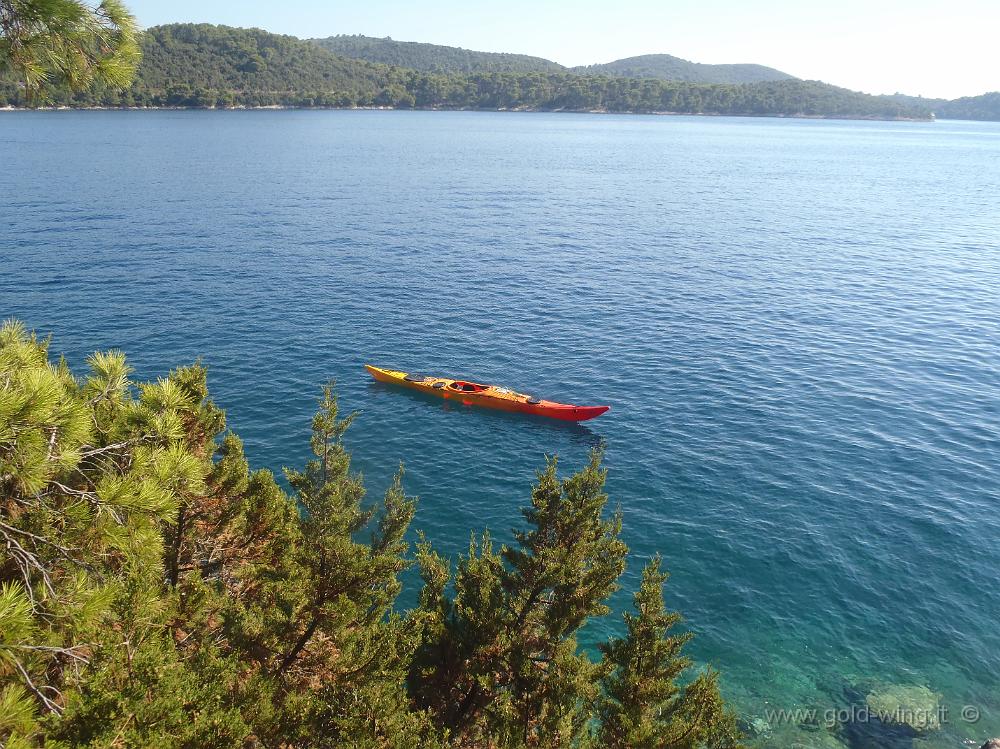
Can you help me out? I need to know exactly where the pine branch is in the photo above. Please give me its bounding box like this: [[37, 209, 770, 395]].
[[0, 643, 90, 663], [78, 436, 154, 458], [10, 655, 62, 714], [0, 524, 57, 602]]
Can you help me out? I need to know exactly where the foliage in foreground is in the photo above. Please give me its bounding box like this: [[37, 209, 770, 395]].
[[0, 0, 139, 105], [0, 320, 741, 748]]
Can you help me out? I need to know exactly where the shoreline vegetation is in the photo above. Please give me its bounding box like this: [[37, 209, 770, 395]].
[[0, 321, 742, 747]]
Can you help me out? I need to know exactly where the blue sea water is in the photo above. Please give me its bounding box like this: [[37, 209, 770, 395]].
[[3, 110, 1000, 747]]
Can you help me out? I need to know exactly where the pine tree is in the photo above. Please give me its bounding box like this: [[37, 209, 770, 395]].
[[597, 556, 742, 749], [0, 0, 141, 105], [411, 450, 628, 747], [267, 383, 433, 747], [0, 321, 239, 745]]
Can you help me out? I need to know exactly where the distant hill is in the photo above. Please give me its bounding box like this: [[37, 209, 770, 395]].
[[572, 54, 796, 84], [878, 91, 1000, 120], [0, 24, 932, 120], [311, 34, 564, 75], [312, 37, 797, 86], [936, 91, 1000, 121]]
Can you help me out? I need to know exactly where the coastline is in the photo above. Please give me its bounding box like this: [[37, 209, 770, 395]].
[[0, 104, 935, 122]]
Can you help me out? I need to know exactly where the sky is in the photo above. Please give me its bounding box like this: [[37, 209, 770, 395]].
[[126, 0, 999, 100]]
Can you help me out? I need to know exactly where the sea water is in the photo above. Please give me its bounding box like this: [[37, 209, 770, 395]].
[[3, 110, 999, 747]]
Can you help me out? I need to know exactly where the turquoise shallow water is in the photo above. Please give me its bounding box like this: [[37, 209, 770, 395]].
[[3, 110, 1000, 747]]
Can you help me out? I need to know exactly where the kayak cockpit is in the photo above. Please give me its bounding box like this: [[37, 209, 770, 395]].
[[448, 380, 489, 393]]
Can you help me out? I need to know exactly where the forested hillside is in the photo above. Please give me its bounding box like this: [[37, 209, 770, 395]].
[[135, 24, 390, 96], [310, 37, 796, 85], [572, 54, 795, 84], [54, 23, 393, 107], [0, 23, 932, 119], [936, 91, 1000, 120], [879, 91, 1000, 121], [312, 34, 564, 74]]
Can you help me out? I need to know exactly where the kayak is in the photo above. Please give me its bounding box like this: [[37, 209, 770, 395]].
[[365, 365, 610, 422]]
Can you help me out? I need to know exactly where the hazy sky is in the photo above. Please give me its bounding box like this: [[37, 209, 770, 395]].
[[127, 0, 998, 99]]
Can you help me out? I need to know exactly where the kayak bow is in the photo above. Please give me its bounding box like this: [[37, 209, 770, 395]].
[[365, 365, 610, 422]]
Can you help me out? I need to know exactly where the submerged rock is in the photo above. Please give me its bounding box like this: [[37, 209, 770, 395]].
[[981, 740, 1000, 749], [864, 684, 942, 733], [740, 716, 772, 738]]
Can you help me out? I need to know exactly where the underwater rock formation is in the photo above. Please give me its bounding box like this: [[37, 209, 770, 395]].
[[864, 684, 942, 732]]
